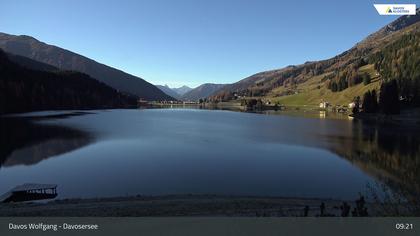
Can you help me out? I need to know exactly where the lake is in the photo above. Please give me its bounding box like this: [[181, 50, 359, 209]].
[[0, 109, 419, 200]]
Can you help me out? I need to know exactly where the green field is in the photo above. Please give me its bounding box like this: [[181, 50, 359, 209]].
[[267, 64, 381, 107]]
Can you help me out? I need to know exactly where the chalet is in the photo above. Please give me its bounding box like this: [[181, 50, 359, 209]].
[[319, 101, 330, 109]]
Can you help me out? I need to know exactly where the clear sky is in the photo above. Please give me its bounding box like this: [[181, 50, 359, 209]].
[[0, 0, 416, 88]]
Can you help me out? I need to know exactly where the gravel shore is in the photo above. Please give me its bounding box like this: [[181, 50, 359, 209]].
[[0, 194, 374, 217]]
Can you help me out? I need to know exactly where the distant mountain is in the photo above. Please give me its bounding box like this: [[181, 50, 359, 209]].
[[0, 32, 173, 100], [0, 49, 137, 114], [156, 84, 193, 99], [181, 83, 226, 101], [156, 85, 181, 99], [172, 85, 192, 95], [212, 10, 420, 106]]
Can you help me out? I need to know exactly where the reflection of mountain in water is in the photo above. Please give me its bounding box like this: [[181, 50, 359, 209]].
[[0, 116, 92, 168], [325, 120, 420, 199]]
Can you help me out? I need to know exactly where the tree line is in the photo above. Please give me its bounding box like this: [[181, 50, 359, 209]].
[[369, 32, 420, 106], [353, 80, 400, 115], [327, 59, 372, 92], [0, 49, 137, 114]]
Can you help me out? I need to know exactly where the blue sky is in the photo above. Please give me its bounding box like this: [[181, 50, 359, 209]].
[[0, 0, 416, 87]]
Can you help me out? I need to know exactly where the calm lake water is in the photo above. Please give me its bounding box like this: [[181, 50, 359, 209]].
[[0, 109, 419, 200]]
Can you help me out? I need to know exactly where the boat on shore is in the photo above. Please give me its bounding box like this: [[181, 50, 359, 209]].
[[0, 183, 57, 203]]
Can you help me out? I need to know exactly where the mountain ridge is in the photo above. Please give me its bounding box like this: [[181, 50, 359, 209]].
[[156, 85, 182, 99], [0, 49, 137, 114], [172, 85, 193, 96], [211, 11, 420, 106], [181, 83, 226, 101], [0, 32, 173, 100]]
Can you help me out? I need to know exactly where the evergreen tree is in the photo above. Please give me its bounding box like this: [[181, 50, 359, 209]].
[[363, 73, 371, 85], [362, 90, 378, 113], [352, 96, 361, 114], [379, 80, 400, 114], [330, 81, 338, 92], [371, 90, 378, 112], [362, 91, 372, 113]]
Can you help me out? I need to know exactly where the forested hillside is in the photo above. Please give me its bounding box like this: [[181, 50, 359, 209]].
[[211, 11, 420, 111], [370, 32, 420, 105], [0, 33, 173, 100], [0, 50, 137, 114]]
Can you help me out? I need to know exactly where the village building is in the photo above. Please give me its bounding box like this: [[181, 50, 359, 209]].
[[319, 101, 330, 109]]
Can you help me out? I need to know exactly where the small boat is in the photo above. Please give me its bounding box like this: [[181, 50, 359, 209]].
[[0, 183, 57, 203]]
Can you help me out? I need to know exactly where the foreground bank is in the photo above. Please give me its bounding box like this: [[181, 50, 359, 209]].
[[0, 194, 379, 217]]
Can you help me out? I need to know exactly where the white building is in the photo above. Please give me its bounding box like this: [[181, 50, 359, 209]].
[[319, 101, 330, 109]]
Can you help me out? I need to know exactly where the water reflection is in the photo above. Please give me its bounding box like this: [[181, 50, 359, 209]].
[[0, 109, 419, 201], [324, 120, 420, 199], [262, 109, 351, 120], [0, 115, 92, 168]]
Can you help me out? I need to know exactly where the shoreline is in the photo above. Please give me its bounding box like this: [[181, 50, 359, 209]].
[[0, 194, 379, 217], [350, 108, 420, 126]]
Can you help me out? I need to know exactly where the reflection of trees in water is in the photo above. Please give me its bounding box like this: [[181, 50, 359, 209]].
[[0, 117, 92, 168], [326, 120, 420, 199]]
